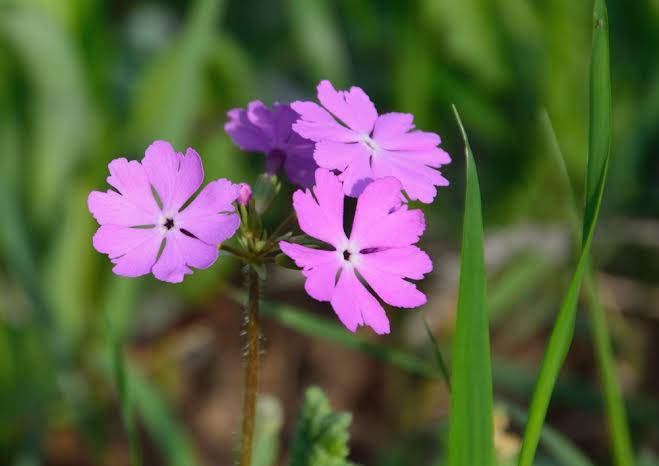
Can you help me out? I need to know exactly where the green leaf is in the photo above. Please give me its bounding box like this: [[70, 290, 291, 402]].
[[289, 386, 354, 466], [449, 106, 494, 466], [127, 0, 224, 148], [0, 8, 93, 226], [518, 2, 614, 465], [541, 109, 635, 466], [285, 0, 348, 84], [252, 396, 284, 466]]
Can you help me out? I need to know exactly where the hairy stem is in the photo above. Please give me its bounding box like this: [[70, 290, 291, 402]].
[[239, 267, 261, 466]]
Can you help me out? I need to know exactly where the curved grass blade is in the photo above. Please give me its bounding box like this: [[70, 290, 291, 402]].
[[518, 1, 613, 464], [422, 317, 451, 388], [541, 109, 635, 466], [449, 106, 493, 466]]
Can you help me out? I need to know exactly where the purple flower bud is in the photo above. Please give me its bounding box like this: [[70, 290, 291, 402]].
[[237, 183, 253, 206]]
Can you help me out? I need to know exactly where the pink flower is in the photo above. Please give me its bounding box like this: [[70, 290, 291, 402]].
[[291, 80, 451, 203], [88, 141, 241, 283], [225, 101, 318, 187], [280, 169, 432, 334]]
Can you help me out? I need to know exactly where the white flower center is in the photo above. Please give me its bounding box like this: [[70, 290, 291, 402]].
[[338, 241, 361, 268], [157, 213, 178, 234], [359, 134, 380, 154]]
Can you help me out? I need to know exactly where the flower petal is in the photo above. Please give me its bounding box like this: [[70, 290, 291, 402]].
[[358, 263, 427, 308], [292, 169, 347, 247], [279, 242, 341, 301], [377, 129, 440, 151], [284, 145, 318, 188], [359, 246, 432, 279], [337, 151, 374, 198], [291, 101, 359, 143], [92, 225, 162, 277], [151, 231, 219, 283], [331, 268, 389, 334], [225, 105, 271, 153], [372, 112, 415, 141], [317, 80, 378, 134], [142, 141, 204, 212], [373, 154, 448, 204], [350, 177, 425, 249], [313, 140, 369, 172], [88, 157, 160, 226], [177, 179, 241, 245]]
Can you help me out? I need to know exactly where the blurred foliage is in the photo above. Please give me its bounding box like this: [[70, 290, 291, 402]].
[[289, 386, 354, 466], [0, 0, 658, 464]]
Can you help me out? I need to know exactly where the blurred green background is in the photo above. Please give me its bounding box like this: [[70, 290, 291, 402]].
[[1, 0, 658, 465]]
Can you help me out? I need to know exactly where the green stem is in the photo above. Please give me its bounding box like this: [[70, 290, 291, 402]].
[[257, 212, 296, 256], [239, 268, 261, 466], [104, 307, 142, 466], [221, 243, 251, 260]]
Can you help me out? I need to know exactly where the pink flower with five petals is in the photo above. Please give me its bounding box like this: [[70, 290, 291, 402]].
[[280, 169, 432, 334], [88, 141, 240, 283], [292, 80, 451, 203]]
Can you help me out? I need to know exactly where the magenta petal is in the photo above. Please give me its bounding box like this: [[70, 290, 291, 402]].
[[291, 101, 359, 143], [177, 179, 240, 245], [357, 262, 427, 308], [373, 155, 448, 203], [360, 246, 432, 279], [372, 112, 415, 141], [377, 129, 440, 151], [337, 151, 374, 198], [88, 189, 156, 227], [93, 225, 162, 277], [291, 169, 347, 247], [350, 177, 426, 249], [313, 140, 368, 172], [316, 80, 378, 134], [330, 268, 390, 335], [89, 157, 160, 226], [152, 231, 218, 283], [142, 141, 204, 213], [284, 147, 318, 188], [279, 242, 340, 301]]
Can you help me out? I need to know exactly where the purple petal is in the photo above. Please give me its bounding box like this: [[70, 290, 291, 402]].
[[284, 145, 318, 188], [279, 242, 341, 301], [177, 179, 241, 245], [291, 101, 359, 143], [291, 169, 347, 247], [92, 225, 162, 277], [152, 231, 219, 283], [330, 268, 390, 335], [350, 177, 426, 249], [142, 141, 204, 212], [225, 104, 272, 153], [317, 80, 378, 134]]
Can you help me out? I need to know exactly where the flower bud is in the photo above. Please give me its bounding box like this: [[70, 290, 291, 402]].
[[237, 183, 253, 206]]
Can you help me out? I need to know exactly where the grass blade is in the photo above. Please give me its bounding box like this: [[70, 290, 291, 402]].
[[102, 279, 142, 466], [449, 106, 493, 466], [422, 317, 451, 388], [518, 1, 614, 464], [541, 108, 635, 466]]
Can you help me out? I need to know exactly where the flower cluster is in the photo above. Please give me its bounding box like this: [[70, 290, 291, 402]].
[[88, 80, 450, 334]]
